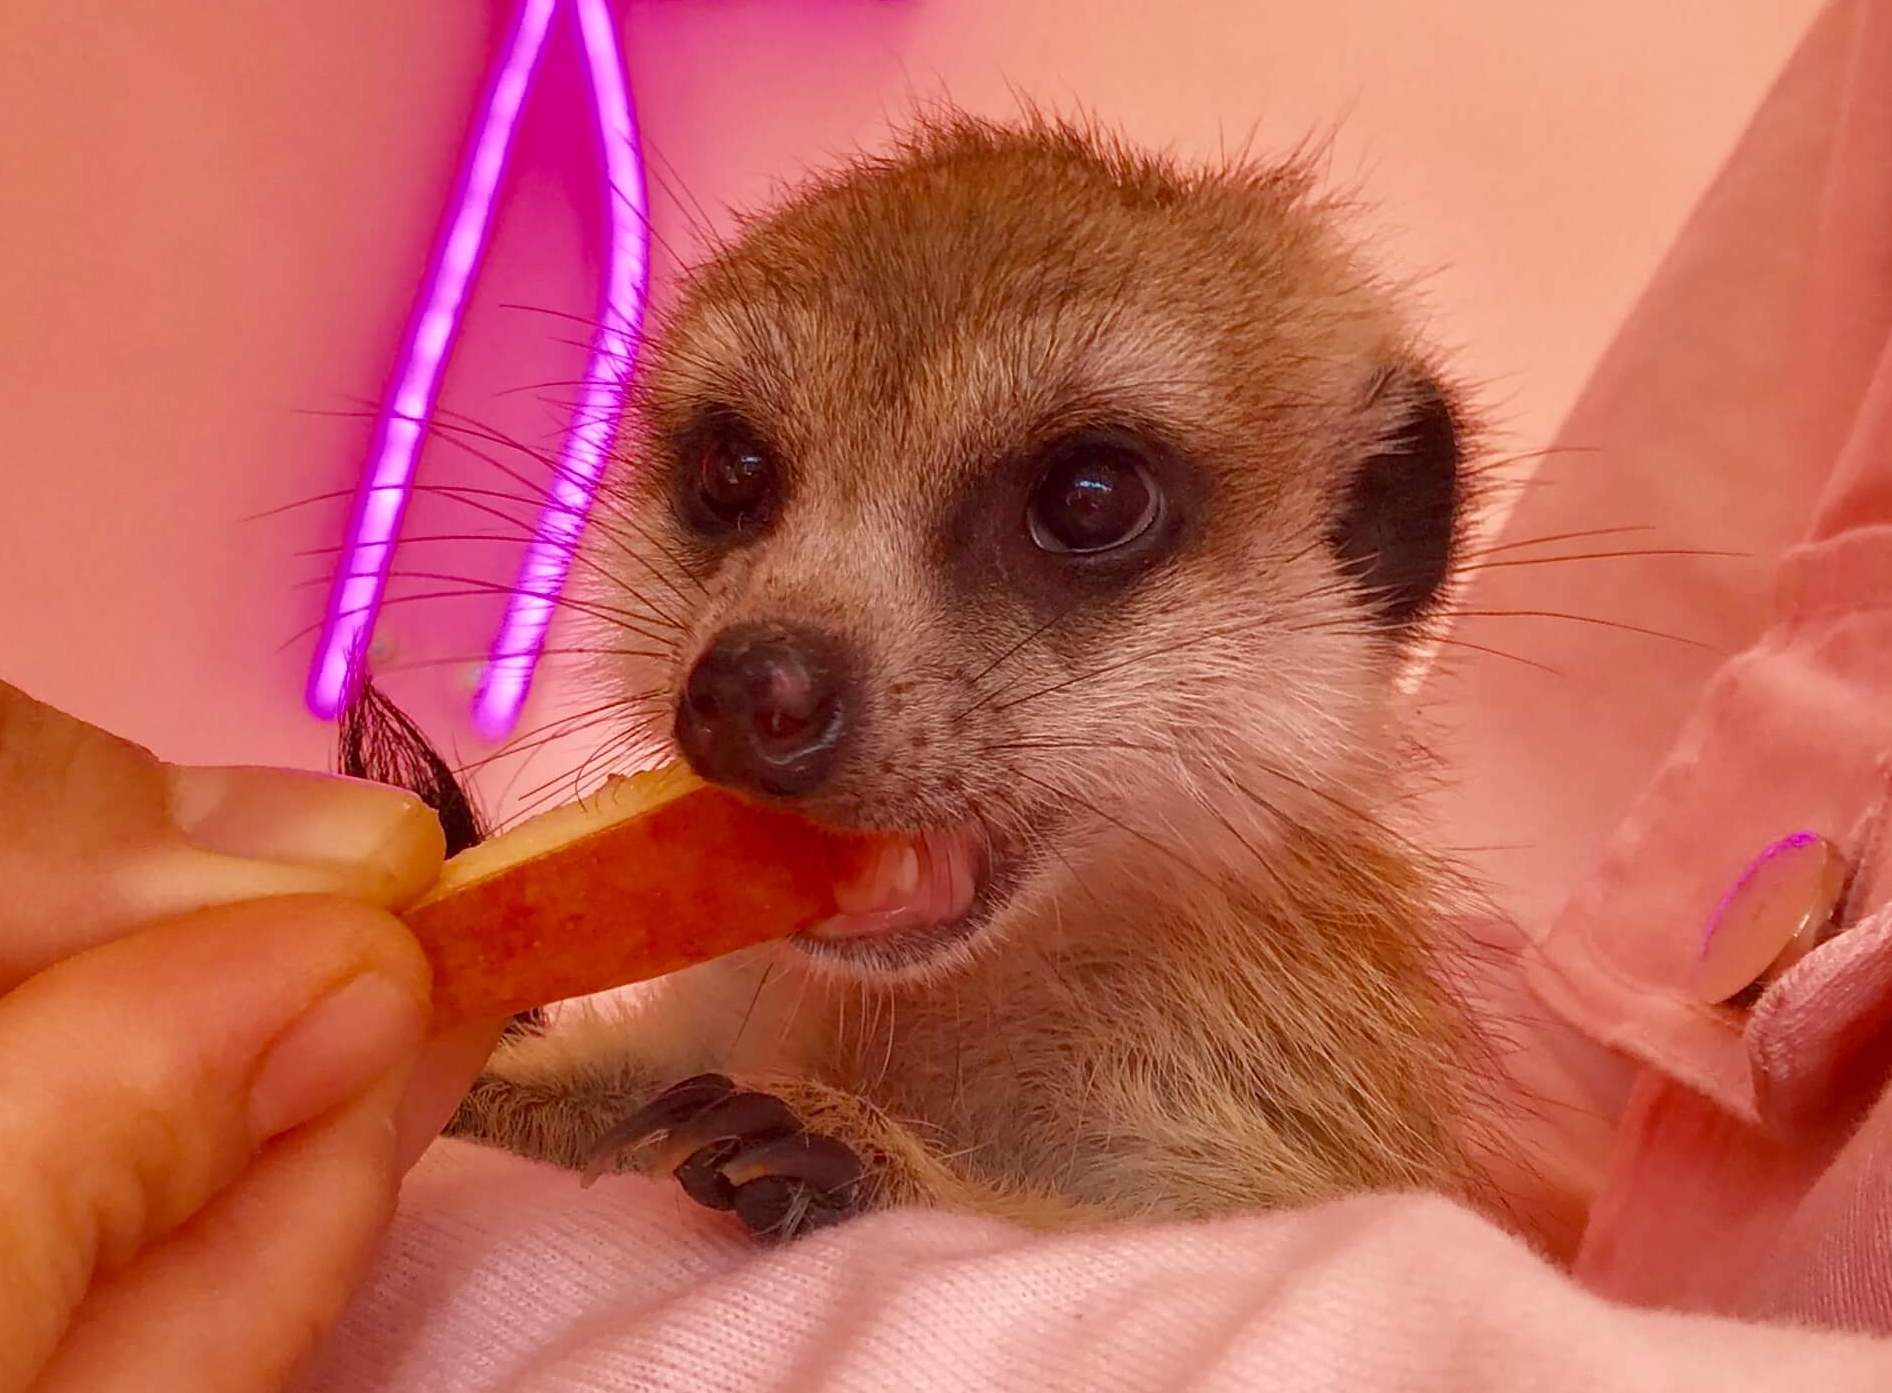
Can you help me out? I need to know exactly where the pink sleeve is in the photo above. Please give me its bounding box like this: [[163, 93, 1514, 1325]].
[[1433, 0, 1891, 935], [296, 1143, 1891, 1393]]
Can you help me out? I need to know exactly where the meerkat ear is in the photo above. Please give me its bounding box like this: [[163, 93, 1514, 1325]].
[[1329, 367, 1463, 627]]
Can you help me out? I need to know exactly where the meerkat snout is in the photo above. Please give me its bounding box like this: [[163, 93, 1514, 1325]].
[[676, 621, 851, 797]]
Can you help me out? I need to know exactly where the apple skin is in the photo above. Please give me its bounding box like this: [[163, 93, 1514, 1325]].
[[402, 782, 870, 1026]]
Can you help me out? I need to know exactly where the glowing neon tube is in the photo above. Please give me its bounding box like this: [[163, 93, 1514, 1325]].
[[473, 0, 650, 737], [306, 0, 559, 718]]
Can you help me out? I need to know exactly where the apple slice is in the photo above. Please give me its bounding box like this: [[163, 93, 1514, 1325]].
[[401, 764, 867, 1025]]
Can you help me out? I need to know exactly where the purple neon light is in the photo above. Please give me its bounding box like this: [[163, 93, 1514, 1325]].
[[306, 0, 558, 717], [473, 0, 650, 737]]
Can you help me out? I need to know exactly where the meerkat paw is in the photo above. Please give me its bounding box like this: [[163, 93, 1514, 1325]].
[[582, 1073, 869, 1241]]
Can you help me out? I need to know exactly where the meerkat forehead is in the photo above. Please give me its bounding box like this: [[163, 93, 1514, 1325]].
[[645, 119, 1420, 528], [616, 119, 1465, 699]]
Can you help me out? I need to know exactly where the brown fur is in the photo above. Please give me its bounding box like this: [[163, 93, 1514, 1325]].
[[450, 113, 1505, 1230]]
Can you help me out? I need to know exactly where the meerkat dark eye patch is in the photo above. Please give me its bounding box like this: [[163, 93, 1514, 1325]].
[[1025, 432, 1164, 555], [675, 409, 782, 540], [1330, 372, 1461, 626], [961, 424, 1189, 613]]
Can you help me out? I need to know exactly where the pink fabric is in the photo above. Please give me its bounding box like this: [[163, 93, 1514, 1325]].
[[296, 1, 1892, 1386], [1520, 0, 1892, 1332], [299, 1146, 1892, 1392], [1434, 0, 1882, 936]]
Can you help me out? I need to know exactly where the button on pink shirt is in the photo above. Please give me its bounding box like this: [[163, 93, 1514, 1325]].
[[298, 1, 1892, 1385]]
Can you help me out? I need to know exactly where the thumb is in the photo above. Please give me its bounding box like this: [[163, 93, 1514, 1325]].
[[0, 896, 429, 1391], [0, 678, 445, 987]]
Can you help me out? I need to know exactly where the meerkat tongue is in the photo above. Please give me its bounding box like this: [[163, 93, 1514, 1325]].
[[812, 825, 980, 939]]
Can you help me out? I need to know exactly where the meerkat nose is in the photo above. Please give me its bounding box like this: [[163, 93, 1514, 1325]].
[[677, 622, 849, 798]]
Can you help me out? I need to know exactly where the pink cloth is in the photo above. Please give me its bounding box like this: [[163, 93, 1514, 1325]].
[[302, 1148, 1892, 1392], [297, 1, 1892, 1386], [1522, 0, 1892, 1331]]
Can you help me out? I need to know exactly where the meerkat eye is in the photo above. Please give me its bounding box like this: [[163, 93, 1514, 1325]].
[[683, 414, 779, 535], [1026, 435, 1163, 555]]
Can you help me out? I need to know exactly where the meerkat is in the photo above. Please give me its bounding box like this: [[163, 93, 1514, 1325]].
[[375, 113, 1518, 1242]]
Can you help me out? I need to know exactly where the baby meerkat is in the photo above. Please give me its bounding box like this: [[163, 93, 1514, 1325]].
[[433, 113, 1504, 1240]]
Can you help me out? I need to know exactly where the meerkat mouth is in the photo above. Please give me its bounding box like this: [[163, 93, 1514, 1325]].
[[801, 824, 988, 953]]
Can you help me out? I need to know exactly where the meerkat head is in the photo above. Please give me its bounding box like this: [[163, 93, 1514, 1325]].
[[583, 115, 1468, 980]]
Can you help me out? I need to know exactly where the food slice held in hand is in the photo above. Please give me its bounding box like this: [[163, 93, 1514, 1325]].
[[402, 764, 874, 1025]]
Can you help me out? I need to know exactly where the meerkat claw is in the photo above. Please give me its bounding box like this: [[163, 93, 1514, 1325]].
[[578, 1072, 736, 1186], [582, 1074, 866, 1240]]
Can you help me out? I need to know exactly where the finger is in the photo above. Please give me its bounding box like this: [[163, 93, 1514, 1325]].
[[147, 762, 447, 925], [0, 897, 429, 1389], [394, 1016, 508, 1171], [32, 1079, 409, 1393], [29, 1084, 404, 1393], [0, 678, 444, 986]]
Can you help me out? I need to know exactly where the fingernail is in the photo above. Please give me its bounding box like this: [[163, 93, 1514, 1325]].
[[250, 973, 427, 1139], [169, 765, 441, 871]]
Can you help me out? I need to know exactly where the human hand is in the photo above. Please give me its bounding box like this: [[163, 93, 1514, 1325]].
[[0, 680, 504, 1391]]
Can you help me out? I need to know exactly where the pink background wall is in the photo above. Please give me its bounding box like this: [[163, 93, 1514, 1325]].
[[0, 2, 1822, 809]]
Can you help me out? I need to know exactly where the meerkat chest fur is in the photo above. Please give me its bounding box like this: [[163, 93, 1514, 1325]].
[[473, 111, 1499, 1227], [706, 815, 1479, 1218]]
